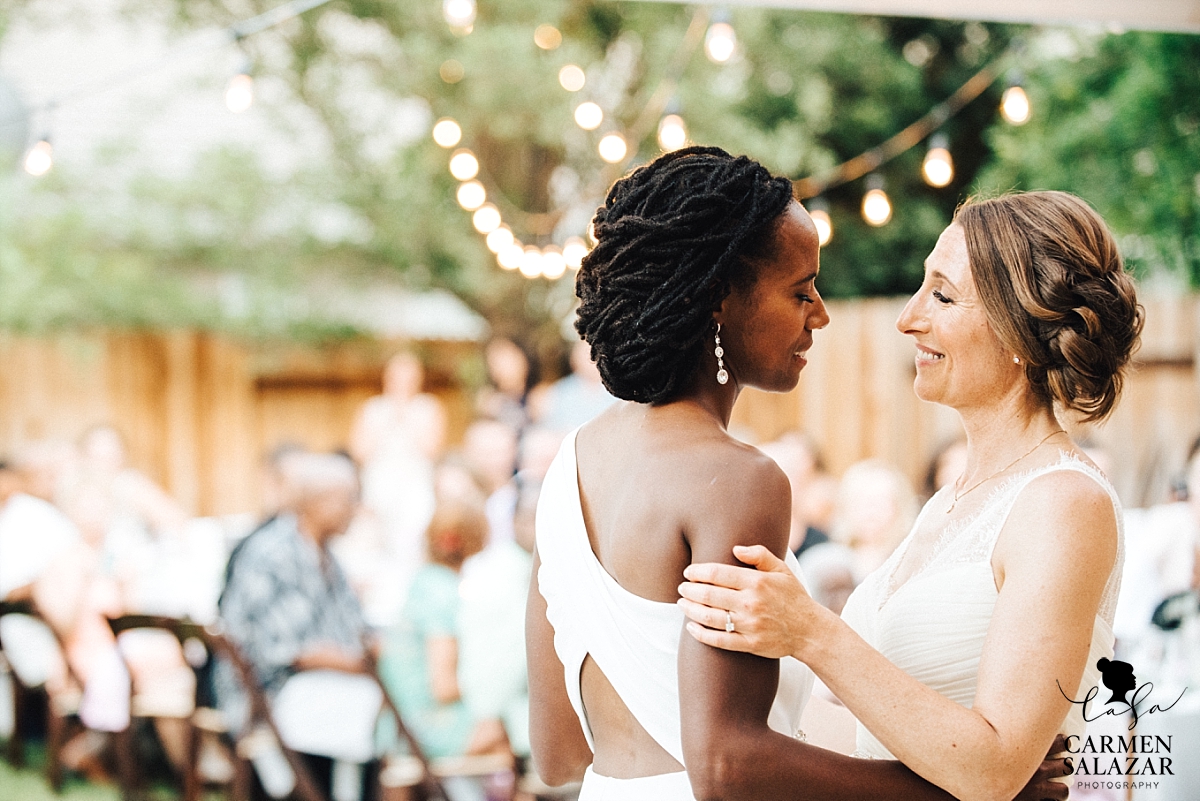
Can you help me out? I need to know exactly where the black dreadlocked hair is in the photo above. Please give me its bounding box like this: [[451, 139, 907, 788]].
[[574, 146, 796, 404]]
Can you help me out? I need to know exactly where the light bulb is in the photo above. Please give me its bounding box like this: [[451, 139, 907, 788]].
[[705, 21, 737, 63], [574, 102, 603, 131], [473, 204, 501, 234], [534, 24, 562, 50], [862, 184, 892, 227], [810, 209, 833, 246], [457, 180, 486, 210], [24, 139, 52, 176], [225, 73, 254, 113], [449, 149, 479, 180], [443, 0, 475, 33], [487, 225, 514, 253], [598, 132, 627, 163], [922, 134, 954, 187], [559, 65, 586, 92], [1001, 85, 1031, 125], [519, 246, 544, 278], [432, 119, 462, 148], [563, 236, 589, 269], [498, 241, 524, 270], [541, 246, 567, 280], [657, 114, 687, 151]]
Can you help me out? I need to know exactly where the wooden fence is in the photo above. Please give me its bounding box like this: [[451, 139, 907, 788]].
[[0, 293, 1195, 516]]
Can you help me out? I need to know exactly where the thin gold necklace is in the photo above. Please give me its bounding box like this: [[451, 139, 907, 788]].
[[945, 430, 1066, 514]]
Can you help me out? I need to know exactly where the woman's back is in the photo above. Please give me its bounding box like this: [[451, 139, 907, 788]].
[[535, 403, 812, 793]]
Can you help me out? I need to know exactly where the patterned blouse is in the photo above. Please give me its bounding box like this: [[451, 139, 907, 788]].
[[213, 514, 367, 733]]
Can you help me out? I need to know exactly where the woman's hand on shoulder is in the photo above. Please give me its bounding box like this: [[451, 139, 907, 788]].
[[678, 544, 835, 661]]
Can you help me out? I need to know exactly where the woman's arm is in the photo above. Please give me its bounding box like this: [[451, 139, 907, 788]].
[[679, 456, 963, 801], [682, 470, 1115, 801], [525, 549, 592, 786], [426, 635, 461, 704]]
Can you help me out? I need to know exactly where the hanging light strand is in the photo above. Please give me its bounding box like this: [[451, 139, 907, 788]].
[[794, 45, 1021, 199]]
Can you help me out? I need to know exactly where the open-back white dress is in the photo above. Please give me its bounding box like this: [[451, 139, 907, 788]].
[[840, 454, 1124, 759], [535, 429, 814, 800]]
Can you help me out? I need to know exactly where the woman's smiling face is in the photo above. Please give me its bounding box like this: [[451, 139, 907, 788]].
[[895, 223, 1018, 411]]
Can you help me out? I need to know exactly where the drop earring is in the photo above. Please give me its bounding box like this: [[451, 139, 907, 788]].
[[715, 324, 729, 385]]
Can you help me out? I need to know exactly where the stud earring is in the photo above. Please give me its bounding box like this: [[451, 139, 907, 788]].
[[1013, 355, 1021, 365], [715, 324, 729, 385]]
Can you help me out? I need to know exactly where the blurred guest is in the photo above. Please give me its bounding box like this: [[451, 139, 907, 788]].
[[759, 432, 830, 557], [12, 439, 74, 504], [530, 340, 615, 432], [476, 338, 534, 434], [922, 437, 969, 501], [0, 458, 79, 603], [379, 501, 508, 764], [454, 431, 554, 774], [796, 542, 858, 615], [75, 424, 187, 538], [215, 452, 378, 801], [36, 476, 195, 774], [831, 459, 918, 580], [461, 419, 520, 551], [350, 352, 445, 606], [1116, 435, 1200, 648]]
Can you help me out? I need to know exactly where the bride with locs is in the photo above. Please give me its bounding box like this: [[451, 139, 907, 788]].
[[679, 190, 1142, 801], [526, 146, 1072, 801]]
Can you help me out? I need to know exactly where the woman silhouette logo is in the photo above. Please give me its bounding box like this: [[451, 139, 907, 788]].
[[1096, 657, 1137, 705]]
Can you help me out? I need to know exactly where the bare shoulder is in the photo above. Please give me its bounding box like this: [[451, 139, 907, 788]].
[[682, 438, 792, 559], [999, 463, 1118, 578]]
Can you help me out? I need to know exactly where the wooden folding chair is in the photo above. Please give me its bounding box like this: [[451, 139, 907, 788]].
[[0, 597, 88, 791], [107, 614, 328, 801]]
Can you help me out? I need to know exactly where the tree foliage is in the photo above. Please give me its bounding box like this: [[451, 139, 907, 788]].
[[1, 1, 1195, 346]]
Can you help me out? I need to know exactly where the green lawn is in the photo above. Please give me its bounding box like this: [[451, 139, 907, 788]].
[[0, 758, 121, 801]]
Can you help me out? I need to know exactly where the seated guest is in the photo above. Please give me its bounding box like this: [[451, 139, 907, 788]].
[[380, 500, 508, 764], [215, 452, 378, 801]]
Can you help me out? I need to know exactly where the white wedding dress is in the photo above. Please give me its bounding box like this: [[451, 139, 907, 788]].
[[840, 453, 1124, 759], [536, 429, 814, 800]]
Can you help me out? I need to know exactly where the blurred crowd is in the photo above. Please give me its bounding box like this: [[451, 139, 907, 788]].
[[1, 337, 1199, 801]]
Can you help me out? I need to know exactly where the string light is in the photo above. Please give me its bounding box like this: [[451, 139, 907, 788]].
[[449, 149, 479, 180], [519, 246, 544, 278], [574, 101, 603, 131], [225, 71, 254, 113], [534, 24, 562, 50], [558, 64, 586, 92], [23, 137, 53, 176], [439, 60, 465, 84], [1000, 82, 1031, 125], [432, 118, 462, 148], [442, 0, 475, 34], [456, 180, 486, 210], [861, 174, 892, 227], [598, 132, 627, 163], [704, 13, 737, 64], [657, 114, 687, 151], [541, 245, 567, 280], [922, 133, 954, 187], [486, 225, 514, 253], [472, 203, 501, 234], [806, 198, 833, 246], [498, 241, 524, 270], [563, 237, 588, 269]]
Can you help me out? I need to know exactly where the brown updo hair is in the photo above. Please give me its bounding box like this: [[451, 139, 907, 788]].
[[956, 191, 1143, 422]]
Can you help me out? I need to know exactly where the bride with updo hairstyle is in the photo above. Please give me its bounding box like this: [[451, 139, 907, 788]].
[[680, 189, 1141, 801], [527, 146, 1069, 801]]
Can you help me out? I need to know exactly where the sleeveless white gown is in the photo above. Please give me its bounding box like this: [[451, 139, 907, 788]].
[[536, 429, 814, 801], [840, 454, 1125, 759]]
